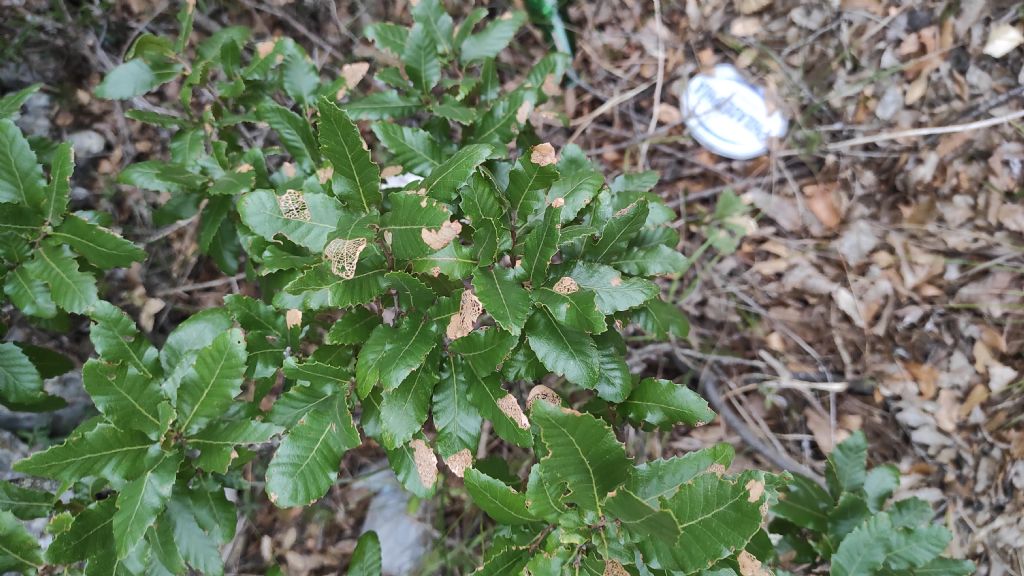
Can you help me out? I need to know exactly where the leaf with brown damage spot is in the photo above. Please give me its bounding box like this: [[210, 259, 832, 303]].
[[497, 394, 530, 430], [421, 220, 462, 250], [446, 290, 483, 340], [411, 438, 438, 488], [527, 385, 562, 410], [531, 142, 557, 166], [444, 448, 473, 478]]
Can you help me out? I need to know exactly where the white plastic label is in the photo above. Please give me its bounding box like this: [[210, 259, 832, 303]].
[[681, 64, 787, 160]]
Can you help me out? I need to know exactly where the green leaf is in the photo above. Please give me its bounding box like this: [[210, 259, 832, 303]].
[[282, 254, 388, 311], [382, 192, 450, 260], [470, 89, 535, 146], [24, 243, 98, 313], [431, 98, 478, 124], [568, 262, 658, 314], [609, 245, 687, 275], [164, 495, 223, 576], [547, 144, 603, 222], [238, 189, 346, 251], [160, 308, 234, 395], [526, 309, 600, 389], [223, 293, 286, 336], [472, 267, 531, 335], [826, 430, 868, 499], [460, 11, 527, 63], [507, 149, 559, 224], [46, 499, 116, 564], [522, 204, 561, 287], [14, 423, 159, 483], [372, 123, 443, 175], [0, 118, 46, 206], [403, 23, 441, 92], [620, 378, 714, 429], [113, 450, 182, 558], [283, 357, 351, 387], [348, 531, 383, 576], [95, 58, 182, 99], [589, 200, 649, 261], [420, 143, 492, 202], [364, 23, 409, 55], [281, 42, 319, 106], [208, 170, 254, 196], [116, 160, 193, 193], [52, 214, 146, 268], [885, 525, 952, 571], [344, 91, 421, 120], [632, 298, 690, 339], [411, 242, 478, 279], [467, 374, 532, 447], [326, 308, 381, 345], [189, 420, 283, 473], [378, 360, 438, 450], [0, 84, 41, 118], [433, 355, 483, 457], [449, 327, 517, 377], [257, 101, 320, 169], [4, 265, 57, 319], [831, 513, 893, 576], [907, 558, 976, 576], [175, 328, 247, 434], [530, 400, 630, 512], [645, 471, 768, 573], [890, 498, 934, 529], [386, 438, 437, 498], [43, 141, 73, 225], [532, 285, 605, 334], [592, 330, 632, 402], [464, 468, 537, 525], [357, 316, 437, 394], [475, 547, 531, 576], [0, 342, 46, 409], [266, 391, 359, 507], [411, 0, 454, 53], [385, 271, 437, 311], [267, 381, 334, 428], [773, 473, 832, 532], [864, 464, 900, 513], [0, 480, 53, 520], [82, 360, 167, 438], [89, 300, 159, 378], [604, 489, 680, 543], [625, 443, 735, 505], [318, 98, 381, 212]]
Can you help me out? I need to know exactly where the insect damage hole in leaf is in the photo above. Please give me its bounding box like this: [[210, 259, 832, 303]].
[[526, 384, 561, 410], [497, 394, 529, 430], [421, 219, 462, 250], [324, 237, 368, 279], [446, 290, 483, 340], [444, 448, 473, 478], [552, 276, 578, 294], [411, 438, 438, 488]]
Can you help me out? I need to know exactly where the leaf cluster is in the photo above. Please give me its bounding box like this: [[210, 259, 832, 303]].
[[770, 432, 974, 576]]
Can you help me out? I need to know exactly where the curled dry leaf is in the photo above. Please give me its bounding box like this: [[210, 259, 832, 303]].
[[497, 394, 530, 430], [421, 220, 462, 250], [324, 238, 368, 280], [411, 438, 438, 488], [983, 23, 1024, 58], [278, 190, 312, 222], [552, 276, 579, 294], [443, 449, 472, 478], [446, 290, 483, 340], [527, 385, 561, 410], [530, 142, 557, 166]]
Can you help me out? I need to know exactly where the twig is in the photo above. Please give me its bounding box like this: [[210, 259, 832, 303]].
[[638, 0, 665, 169], [155, 273, 247, 296], [239, 0, 344, 61], [782, 109, 1024, 156], [566, 80, 654, 145]]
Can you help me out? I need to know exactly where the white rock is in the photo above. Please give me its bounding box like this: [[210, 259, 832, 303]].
[[67, 130, 106, 158], [983, 23, 1024, 58]]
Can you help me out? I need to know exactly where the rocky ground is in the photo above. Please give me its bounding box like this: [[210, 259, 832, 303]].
[[1, 0, 1022, 574]]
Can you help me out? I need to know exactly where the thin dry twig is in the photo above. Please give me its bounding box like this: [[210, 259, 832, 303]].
[[638, 0, 665, 169], [566, 80, 654, 145]]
